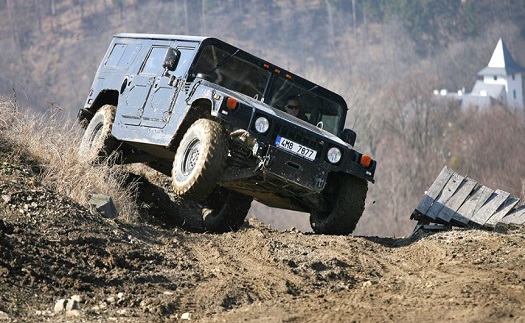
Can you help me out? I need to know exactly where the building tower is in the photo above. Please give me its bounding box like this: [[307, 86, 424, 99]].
[[476, 38, 525, 109]]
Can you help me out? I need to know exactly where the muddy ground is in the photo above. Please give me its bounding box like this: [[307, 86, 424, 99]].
[[1, 147, 525, 323]]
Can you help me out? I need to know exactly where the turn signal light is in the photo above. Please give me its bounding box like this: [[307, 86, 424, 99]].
[[226, 97, 238, 110], [360, 154, 372, 167]]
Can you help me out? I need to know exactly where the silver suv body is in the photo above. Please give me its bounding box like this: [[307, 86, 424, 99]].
[[78, 33, 376, 234]]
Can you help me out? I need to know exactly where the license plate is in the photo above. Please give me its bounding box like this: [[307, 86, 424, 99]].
[[275, 135, 317, 161]]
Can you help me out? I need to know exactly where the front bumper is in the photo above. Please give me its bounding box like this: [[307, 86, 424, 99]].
[[263, 145, 328, 192]]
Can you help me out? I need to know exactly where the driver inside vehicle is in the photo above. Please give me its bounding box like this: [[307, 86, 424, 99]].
[[284, 96, 309, 122]]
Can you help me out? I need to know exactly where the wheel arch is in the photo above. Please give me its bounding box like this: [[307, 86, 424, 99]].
[[79, 89, 119, 127], [168, 98, 215, 150]]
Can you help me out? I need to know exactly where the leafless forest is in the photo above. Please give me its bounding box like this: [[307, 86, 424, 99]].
[[1, 0, 525, 236]]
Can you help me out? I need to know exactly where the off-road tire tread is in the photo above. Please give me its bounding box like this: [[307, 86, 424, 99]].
[[310, 175, 368, 235], [202, 188, 253, 233], [78, 104, 118, 164], [172, 119, 228, 201]]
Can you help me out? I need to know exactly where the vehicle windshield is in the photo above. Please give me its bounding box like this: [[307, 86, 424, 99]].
[[193, 44, 344, 135], [268, 75, 344, 135], [193, 45, 271, 100]]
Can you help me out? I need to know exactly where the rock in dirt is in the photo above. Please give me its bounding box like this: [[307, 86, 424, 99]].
[[180, 312, 192, 320], [0, 311, 9, 321], [54, 298, 79, 314], [89, 194, 118, 218]]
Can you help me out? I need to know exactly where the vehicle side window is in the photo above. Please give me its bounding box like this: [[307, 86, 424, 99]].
[[141, 47, 168, 75], [106, 44, 126, 67], [105, 43, 141, 68]]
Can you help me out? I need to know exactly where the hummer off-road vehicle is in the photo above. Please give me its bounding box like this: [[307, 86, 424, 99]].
[[78, 33, 376, 234]]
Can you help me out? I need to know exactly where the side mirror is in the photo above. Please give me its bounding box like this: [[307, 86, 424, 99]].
[[162, 48, 180, 72], [341, 128, 357, 146]]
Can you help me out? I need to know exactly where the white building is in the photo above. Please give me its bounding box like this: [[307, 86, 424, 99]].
[[437, 39, 525, 110]]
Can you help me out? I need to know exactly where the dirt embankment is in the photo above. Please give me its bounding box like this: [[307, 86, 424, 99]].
[[1, 148, 525, 323]]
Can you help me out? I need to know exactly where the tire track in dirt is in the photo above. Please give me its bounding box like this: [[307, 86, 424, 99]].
[[175, 224, 305, 315]]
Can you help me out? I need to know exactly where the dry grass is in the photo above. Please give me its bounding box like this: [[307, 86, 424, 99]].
[[0, 96, 139, 221]]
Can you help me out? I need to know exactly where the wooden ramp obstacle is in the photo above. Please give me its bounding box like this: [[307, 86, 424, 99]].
[[411, 166, 525, 229]]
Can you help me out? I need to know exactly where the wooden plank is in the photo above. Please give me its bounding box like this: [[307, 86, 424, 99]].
[[485, 197, 520, 227], [450, 213, 471, 227], [426, 173, 465, 221], [453, 185, 494, 225], [415, 167, 454, 215], [436, 177, 477, 223], [500, 206, 525, 224], [469, 189, 510, 226]]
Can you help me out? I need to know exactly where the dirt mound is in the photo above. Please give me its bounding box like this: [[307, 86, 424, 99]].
[[2, 146, 525, 322]]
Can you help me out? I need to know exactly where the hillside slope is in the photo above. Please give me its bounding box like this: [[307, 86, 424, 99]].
[[1, 141, 525, 322]]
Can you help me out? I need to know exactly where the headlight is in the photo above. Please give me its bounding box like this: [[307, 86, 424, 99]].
[[327, 147, 342, 164], [254, 116, 269, 134]]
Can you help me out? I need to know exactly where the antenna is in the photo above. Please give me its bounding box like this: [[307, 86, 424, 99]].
[[352, 99, 364, 129]]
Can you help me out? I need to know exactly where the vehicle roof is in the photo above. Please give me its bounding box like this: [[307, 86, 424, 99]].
[[115, 33, 209, 42], [114, 33, 348, 111]]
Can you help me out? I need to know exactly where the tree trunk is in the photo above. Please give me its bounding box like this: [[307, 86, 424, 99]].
[[326, 0, 335, 51], [7, 0, 19, 49], [352, 0, 357, 41], [183, 0, 189, 34]]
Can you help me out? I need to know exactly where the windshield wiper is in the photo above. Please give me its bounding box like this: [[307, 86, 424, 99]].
[[211, 49, 240, 73], [297, 85, 319, 97]]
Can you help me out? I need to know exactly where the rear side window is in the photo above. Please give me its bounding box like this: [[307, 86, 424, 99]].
[[105, 43, 141, 68]]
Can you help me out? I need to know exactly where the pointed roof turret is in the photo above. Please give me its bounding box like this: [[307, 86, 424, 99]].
[[478, 38, 525, 76]]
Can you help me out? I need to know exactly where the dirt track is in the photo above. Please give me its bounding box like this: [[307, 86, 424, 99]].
[[2, 149, 525, 322]]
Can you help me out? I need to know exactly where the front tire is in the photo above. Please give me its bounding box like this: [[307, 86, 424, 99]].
[[172, 119, 228, 201], [78, 104, 118, 164], [309, 174, 368, 235]]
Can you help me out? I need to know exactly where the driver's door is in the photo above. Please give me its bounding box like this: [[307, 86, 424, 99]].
[[141, 43, 196, 128]]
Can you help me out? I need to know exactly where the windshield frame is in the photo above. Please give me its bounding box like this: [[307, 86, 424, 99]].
[[190, 38, 349, 135]]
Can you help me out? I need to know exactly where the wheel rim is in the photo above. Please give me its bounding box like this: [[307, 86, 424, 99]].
[[181, 138, 201, 176]]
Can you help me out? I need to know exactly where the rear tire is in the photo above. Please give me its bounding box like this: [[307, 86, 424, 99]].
[[309, 174, 368, 235], [78, 104, 118, 164], [172, 119, 228, 201], [201, 187, 253, 233]]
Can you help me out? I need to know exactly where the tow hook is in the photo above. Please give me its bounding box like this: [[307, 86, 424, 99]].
[[314, 172, 326, 189]]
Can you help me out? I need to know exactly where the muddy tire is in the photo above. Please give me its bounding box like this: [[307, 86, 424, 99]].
[[309, 174, 368, 235], [78, 104, 118, 164], [201, 187, 253, 233], [172, 119, 228, 201]]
